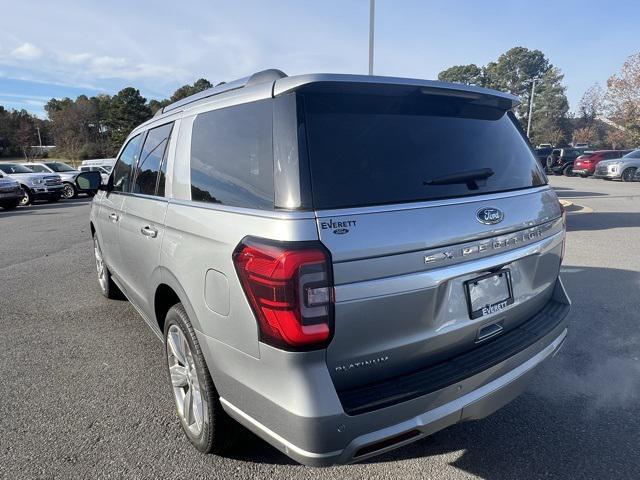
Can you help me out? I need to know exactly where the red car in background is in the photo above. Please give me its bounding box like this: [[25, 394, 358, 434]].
[[573, 150, 631, 177]]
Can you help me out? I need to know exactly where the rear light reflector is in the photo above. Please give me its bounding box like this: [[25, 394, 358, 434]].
[[233, 237, 334, 350]]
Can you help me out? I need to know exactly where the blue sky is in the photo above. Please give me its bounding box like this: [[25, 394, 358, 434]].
[[0, 0, 638, 118]]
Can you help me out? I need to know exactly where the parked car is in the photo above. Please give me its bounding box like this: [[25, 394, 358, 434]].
[[0, 172, 24, 210], [594, 149, 640, 181], [89, 70, 570, 466], [21, 161, 96, 199], [534, 147, 554, 167], [536, 143, 553, 149], [546, 148, 589, 176], [572, 150, 631, 177], [0, 163, 64, 205]]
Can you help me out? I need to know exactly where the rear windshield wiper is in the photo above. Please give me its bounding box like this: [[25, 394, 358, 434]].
[[423, 168, 494, 191]]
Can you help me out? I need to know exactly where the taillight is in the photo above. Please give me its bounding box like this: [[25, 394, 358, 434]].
[[233, 237, 334, 350]]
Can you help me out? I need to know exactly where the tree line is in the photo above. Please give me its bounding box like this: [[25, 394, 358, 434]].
[[0, 78, 215, 159], [1, 47, 638, 160], [439, 47, 640, 149]]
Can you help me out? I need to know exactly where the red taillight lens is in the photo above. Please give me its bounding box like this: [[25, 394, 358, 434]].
[[233, 237, 334, 350]]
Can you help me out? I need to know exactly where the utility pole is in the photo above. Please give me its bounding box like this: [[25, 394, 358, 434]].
[[368, 0, 375, 75], [526, 78, 537, 138], [36, 125, 43, 148]]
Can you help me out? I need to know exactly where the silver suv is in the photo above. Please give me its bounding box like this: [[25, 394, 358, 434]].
[[22, 161, 91, 198], [89, 70, 570, 466], [0, 163, 64, 205], [594, 149, 640, 181]]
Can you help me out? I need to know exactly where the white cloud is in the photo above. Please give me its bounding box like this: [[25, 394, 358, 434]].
[[10, 42, 42, 60]]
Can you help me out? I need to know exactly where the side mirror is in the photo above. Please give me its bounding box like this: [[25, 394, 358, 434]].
[[75, 171, 102, 191]]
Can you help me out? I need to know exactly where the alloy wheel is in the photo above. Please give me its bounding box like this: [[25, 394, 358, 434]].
[[167, 325, 204, 436], [20, 190, 30, 206], [622, 168, 636, 182], [62, 183, 75, 199], [93, 237, 108, 293]]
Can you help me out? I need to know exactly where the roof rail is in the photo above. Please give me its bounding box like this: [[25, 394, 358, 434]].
[[160, 68, 287, 115]]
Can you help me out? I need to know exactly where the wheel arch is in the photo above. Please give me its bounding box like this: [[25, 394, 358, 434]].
[[153, 267, 202, 336]]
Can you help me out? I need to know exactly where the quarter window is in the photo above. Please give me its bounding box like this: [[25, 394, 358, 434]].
[[190, 100, 274, 209], [133, 123, 173, 196], [112, 134, 143, 193]]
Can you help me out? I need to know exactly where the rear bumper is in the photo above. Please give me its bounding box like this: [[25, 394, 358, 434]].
[[208, 278, 571, 467]]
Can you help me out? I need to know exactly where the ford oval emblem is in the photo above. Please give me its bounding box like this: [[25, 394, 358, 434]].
[[476, 207, 504, 225], [333, 228, 349, 235]]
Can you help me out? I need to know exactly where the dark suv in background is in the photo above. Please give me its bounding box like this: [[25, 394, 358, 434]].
[[546, 148, 589, 176]]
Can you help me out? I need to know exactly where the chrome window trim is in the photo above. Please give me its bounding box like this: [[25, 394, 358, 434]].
[[167, 198, 315, 220]]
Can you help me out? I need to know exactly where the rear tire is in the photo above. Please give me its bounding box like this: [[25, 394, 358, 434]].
[[164, 303, 240, 454], [621, 167, 637, 182], [563, 165, 575, 177]]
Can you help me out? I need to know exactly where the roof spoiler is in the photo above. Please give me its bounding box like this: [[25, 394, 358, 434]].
[[158, 69, 287, 116]]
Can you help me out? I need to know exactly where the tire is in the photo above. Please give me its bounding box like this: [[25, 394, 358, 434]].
[[546, 155, 555, 170], [164, 303, 240, 454], [20, 186, 32, 206], [621, 167, 637, 182], [0, 199, 21, 210], [93, 236, 125, 300], [580, 174, 588, 178], [62, 182, 77, 199], [563, 165, 575, 177]]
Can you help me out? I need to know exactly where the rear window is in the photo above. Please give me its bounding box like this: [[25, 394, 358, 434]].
[[190, 100, 274, 209], [301, 92, 546, 210]]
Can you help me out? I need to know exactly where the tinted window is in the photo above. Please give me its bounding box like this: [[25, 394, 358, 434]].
[[302, 92, 546, 209], [26, 164, 49, 173], [0, 163, 35, 174], [45, 162, 75, 172], [112, 134, 143, 193], [624, 150, 640, 159], [190, 100, 273, 209], [133, 123, 173, 196]]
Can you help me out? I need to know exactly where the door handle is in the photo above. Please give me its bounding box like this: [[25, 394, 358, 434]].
[[140, 226, 158, 238], [108, 212, 119, 223]]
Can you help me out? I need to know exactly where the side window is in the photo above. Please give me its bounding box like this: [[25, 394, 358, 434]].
[[132, 122, 173, 196], [112, 134, 143, 193], [190, 99, 273, 209], [28, 164, 48, 173]]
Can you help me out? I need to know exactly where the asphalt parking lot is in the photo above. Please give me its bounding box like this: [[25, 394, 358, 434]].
[[1, 176, 639, 479]]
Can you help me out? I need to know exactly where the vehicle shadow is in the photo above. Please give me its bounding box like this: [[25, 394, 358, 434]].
[[225, 266, 640, 479], [567, 211, 640, 231], [0, 197, 92, 217]]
